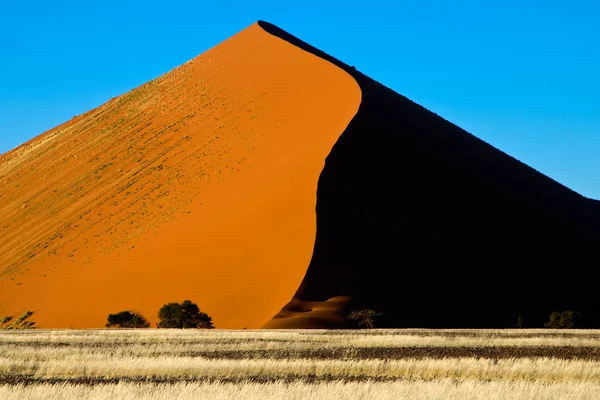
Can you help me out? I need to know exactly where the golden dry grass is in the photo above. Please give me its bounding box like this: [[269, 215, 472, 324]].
[[2, 380, 599, 400], [1, 329, 599, 399]]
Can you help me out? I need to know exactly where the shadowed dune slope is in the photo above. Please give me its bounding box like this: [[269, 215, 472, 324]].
[[260, 21, 600, 329], [0, 23, 361, 328]]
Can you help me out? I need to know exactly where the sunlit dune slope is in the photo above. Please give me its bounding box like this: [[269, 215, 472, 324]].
[[5, 20, 600, 331], [261, 21, 600, 329], [0, 22, 361, 328]]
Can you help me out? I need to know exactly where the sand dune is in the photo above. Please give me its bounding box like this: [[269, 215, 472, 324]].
[[0, 22, 360, 328], [260, 21, 600, 329], [3, 20, 600, 329]]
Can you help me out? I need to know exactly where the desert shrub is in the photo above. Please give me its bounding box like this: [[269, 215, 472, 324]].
[[544, 310, 580, 329], [106, 311, 150, 328], [19, 321, 36, 329], [6, 311, 36, 329], [0, 316, 12, 325], [158, 300, 214, 329], [14, 311, 33, 325], [348, 309, 382, 329]]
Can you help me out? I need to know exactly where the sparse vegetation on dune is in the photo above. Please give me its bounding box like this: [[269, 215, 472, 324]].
[[0, 311, 35, 330], [1, 329, 600, 399]]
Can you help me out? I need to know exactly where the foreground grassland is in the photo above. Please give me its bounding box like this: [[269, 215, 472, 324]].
[[1, 329, 600, 399]]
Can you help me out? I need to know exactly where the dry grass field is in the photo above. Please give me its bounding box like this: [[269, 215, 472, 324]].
[[1, 329, 600, 399]]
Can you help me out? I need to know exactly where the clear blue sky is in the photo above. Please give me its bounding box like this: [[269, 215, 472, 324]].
[[1, 1, 599, 199]]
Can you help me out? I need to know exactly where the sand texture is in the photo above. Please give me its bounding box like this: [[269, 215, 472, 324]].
[[0, 22, 360, 328], [259, 21, 600, 329], [3, 20, 600, 329]]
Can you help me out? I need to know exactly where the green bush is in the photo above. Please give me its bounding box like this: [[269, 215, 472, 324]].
[[348, 309, 382, 329], [106, 311, 150, 328], [544, 310, 580, 329], [0, 316, 12, 325], [158, 300, 214, 329]]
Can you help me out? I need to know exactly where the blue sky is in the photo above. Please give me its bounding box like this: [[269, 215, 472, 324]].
[[1, 1, 599, 198]]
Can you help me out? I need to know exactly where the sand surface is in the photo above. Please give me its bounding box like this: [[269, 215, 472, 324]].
[[259, 21, 600, 329], [0, 23, 360, 328]]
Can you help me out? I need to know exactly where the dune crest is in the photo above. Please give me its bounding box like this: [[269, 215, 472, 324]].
[[260, 21, 600, 329], [0, 22, 360, 328], [5, 20, 600, 330]]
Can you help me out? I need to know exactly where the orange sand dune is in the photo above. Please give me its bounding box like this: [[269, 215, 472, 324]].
[[0, 22, 360, 328], [259, 21, 600, 329]]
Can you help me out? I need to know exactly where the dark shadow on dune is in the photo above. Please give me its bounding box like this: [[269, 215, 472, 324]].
[[258, 21, 600, 328]]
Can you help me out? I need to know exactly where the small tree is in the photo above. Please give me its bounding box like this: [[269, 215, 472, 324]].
[[158, 300, 214, 329], [516, 312, 524, 329], [106, 311, 150, 328], [544, 310, 580, 329], [348, 309, 382, 329]]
